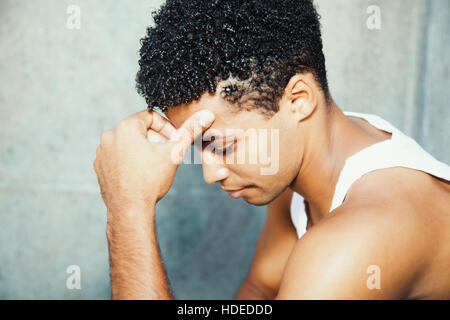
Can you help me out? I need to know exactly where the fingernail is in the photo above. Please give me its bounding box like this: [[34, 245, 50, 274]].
[[199, 110, 215, 127]]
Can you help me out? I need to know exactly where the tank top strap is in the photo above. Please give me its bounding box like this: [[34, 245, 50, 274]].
[[290, 191, 307, 238], [329, 111, 450, 212], [291, 111, 450, 239]]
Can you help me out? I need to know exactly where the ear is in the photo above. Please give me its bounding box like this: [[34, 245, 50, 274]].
[[285, 74, 318, 122]]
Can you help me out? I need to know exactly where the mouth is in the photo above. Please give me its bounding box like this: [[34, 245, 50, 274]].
[[223, 187, 247, 199]]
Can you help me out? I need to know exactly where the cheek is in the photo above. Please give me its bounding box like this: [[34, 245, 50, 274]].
[[200, 149, 223, 166], [224, 135, 276, 176]]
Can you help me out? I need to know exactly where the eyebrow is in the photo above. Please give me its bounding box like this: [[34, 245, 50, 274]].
[[203, 130, 224, 141]]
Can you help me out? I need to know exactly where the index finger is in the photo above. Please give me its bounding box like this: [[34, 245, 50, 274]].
[[131, 109, 177, 139], [170, 110, 215, 150]]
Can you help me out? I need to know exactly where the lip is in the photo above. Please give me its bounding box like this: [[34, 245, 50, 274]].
[[224, 187, 247, 199]]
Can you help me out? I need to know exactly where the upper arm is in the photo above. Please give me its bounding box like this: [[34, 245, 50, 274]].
[[244, 188, 299, 299], [275, 203, 425, 300]]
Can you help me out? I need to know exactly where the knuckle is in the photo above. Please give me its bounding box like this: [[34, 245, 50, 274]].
[[136, 118, 146, 129], [117, 118, 139, 133], [100, 130, 113, 144], [116, 119, 130, 131]]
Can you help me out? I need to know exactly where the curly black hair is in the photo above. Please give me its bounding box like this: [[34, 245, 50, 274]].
[[136, 0, 329, 115]]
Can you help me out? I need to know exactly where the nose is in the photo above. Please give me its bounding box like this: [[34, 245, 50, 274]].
[[202, 162, 229, 185]]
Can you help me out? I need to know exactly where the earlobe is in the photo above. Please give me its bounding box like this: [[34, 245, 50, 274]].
[[291, 97, 316, 122], [287, 76, 317, 121], [300, 101, 315, 118]]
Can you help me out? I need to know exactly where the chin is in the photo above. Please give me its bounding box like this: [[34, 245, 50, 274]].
[[247, 185, 290, 206], [243, 192, 277, 206]]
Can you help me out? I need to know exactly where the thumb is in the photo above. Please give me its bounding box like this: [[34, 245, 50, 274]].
[[169, 110, 215, 164]]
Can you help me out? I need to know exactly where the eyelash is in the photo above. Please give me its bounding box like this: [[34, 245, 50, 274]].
[[215, 142, 234, 155]]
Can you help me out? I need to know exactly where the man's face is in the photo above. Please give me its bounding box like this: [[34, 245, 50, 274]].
[[166, 81, 301, 206]]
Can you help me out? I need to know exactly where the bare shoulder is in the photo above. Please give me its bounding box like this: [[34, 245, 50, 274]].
[[345, 166, 450, 239], [276, 167, 450, 299], [348, 165, 450, 201]]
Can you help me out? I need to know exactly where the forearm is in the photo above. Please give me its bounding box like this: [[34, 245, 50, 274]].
[[106, 204, 173, 300]]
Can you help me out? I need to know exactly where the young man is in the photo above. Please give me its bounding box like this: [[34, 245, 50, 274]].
[[93, 0, 450, 299]]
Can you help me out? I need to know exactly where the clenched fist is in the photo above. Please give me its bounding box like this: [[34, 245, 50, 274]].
[[93, 109, 215, 214]]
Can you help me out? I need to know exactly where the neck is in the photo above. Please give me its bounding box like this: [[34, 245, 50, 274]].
[[289, 101, 385, 223]]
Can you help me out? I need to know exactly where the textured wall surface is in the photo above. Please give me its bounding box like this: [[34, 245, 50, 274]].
[[0, 0, 448, 299]]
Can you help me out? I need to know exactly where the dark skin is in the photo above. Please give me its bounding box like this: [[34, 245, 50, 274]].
[[94, 72, 450, 299]]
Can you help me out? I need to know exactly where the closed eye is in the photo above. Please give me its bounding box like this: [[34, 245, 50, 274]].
[[214, 137, 236, 156]]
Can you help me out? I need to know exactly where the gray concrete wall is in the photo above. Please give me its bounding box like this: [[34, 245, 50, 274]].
[[0, 0, 448, 299]]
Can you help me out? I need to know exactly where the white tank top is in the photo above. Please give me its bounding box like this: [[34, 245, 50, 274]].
[[290, 111, 450, 239]]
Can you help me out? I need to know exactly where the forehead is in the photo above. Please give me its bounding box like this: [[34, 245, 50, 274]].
[[165, 87, 269, 136], [165, 90, 223, 128]]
